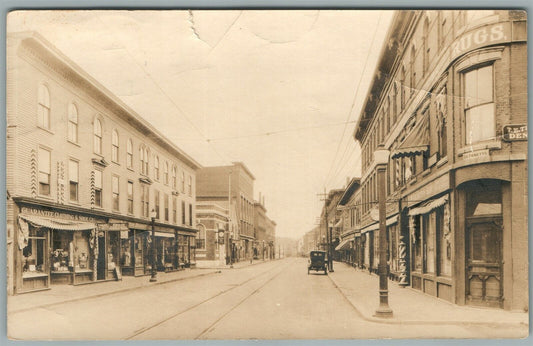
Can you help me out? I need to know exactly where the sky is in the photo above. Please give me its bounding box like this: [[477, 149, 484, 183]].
[[7, 10, 394, 239]]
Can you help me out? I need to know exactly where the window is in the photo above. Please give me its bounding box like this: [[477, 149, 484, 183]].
[[164, 194, 169, 221], [69, 159, 79, 202], [127, 181, 134, 214], [400, 66, 406, 109], [126, 139, 133, 169], [94, 170, 102, 207], [68, 103, 78, 143], [154, 156, 160, 181], [22, 228, 47, 277], [410, 45, 416, 93], [164, 162, 169, 185], [197, 225, 206, 250], [181, 171, 185, 193], [140, 146, 149, 175], [173, 197, 177, 224], [181, 201, 186, 224], [38, 148, 51, 196], [437, 206, 451, 276], [423, 213, 436, 274], [37, 84, 50, 129], [155, 190, 160, 219], [172, 166, 177, 190], [112, 130, 119, 163], [112, 175, 119, 211], [141, 184, 149, 217], [188, 176, 192, 196], [437, 87, 448, 159], [189, 203, 193, 226], [93, 118, 102, 155], [423, 17, 430, 75], [464, 65, 494, 145]]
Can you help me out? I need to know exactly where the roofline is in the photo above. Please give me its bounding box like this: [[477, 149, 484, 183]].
[[231, 162, 256, 180], [353, 10, 417, 143], [338, 178, 361, 206], [12, 31, 202, 170]]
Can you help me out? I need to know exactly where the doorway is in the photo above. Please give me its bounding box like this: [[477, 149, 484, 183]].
[[97, 232, 106, 280]]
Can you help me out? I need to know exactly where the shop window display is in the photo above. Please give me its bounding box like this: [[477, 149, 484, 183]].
[[22, 228, 48, 278]]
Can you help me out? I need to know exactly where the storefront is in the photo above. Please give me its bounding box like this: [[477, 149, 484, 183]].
[[408, 193, 453, 302]]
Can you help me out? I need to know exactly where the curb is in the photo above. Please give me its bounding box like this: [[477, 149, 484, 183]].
[[10, 269, 221, 315], [327, 271, 529, 328]]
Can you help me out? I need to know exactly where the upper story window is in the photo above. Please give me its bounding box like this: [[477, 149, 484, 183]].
[[181, 171, 185, 193], [112, 175, 120, 211], [154, 156, 160, 181], [141, 184, 149, 217], [155, 190, 160, 219], [112, 130, 119, 163], [69, 159, 79, 202], [126, 139, 133, 169], [93, 118, 102, 155], [400, 67, 406, 109], [68, 103, 78, 143], [164, 161, 169, 185], [37, 84, 50, 129], [38, 147, 51, 196], [423, 17, 430, 75], [127, 181, 134, 214], [188, 176, 192, 196], [94, 169, 103, 207], [410, 45, 416, 93], [464, 65, 494, 145], [140, 145, 149, 175], [172, 166, 177, 190]]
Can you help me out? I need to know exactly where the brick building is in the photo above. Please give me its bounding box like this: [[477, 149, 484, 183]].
[[253, 196, 276, 260], [195, 202, 229, 267], [353, 10, 527, 310], [196, 162, 255, 262], [6, 32, 200, 295]]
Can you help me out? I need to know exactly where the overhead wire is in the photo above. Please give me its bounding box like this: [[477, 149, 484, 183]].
[[322, 12, 385, 189]]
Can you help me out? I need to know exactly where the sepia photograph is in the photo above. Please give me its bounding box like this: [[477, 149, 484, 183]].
[[5, 9, 529, 340]]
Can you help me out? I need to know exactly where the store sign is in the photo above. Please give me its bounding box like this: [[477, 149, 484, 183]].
[[451, 23, 510, 60], [20, 207, 97, 223], [463, 149, 490, 160], [502, 124, 528, 141]]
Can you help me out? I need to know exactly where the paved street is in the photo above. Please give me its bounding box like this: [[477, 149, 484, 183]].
[[8, 258, 528, 340]]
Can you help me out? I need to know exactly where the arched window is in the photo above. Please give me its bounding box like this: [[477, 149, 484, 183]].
[[112, 129, 119, 162], [181, 171, 185, 193], [197, 224, 206, 250], [400, 66, 406, 109], [154, 156, 160, 180], [139, 145, 149, 175], [93, 118, 102, 155], [144, 148, 149, 175], [68, 103, 78, 143], [127, 139, 133, 169], [139, 146, 145, 173], [38, 84, 50, 129], [172, 166, 177, 190], [164, 161, 169, 185]]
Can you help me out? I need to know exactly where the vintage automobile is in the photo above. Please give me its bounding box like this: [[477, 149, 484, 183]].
[[308, 250, 327, 275]]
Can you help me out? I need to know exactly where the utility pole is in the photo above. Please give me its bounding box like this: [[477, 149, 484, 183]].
[[318, 188, 333, 272]]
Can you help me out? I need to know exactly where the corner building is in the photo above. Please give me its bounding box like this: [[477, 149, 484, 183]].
[[7, 32, 201, 294], [353, 10, 527, 310]]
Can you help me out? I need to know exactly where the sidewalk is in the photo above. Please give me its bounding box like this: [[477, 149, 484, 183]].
[[8, 268, 219, 314], [328, 261, 529, 327]]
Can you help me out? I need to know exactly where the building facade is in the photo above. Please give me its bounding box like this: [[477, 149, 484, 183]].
[[196, 162, 256, 262], [195, 202, 229, 267], [335, 178, 361, 266], [253, 196, 276, 260], [6, 32, 200, 295], [353, 10, 527, 310]]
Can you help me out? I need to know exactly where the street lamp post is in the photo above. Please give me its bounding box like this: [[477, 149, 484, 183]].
[[374, 144, 393, 318], [149, 209, 157, 282]]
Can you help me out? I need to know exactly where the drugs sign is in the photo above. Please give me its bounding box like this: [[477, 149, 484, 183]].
[[502, 125, 527, 142]]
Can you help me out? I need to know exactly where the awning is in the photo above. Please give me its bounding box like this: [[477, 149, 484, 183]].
[[391, 117, 429, 159], [361, 214, 399, 234], [408, 195, 448, 216], [335, 238, 352, 251], [18, 214, 96, 231], [155, 231, 175, 238]]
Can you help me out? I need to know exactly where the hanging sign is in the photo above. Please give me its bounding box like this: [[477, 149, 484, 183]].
[[502, 124, 527, 141]]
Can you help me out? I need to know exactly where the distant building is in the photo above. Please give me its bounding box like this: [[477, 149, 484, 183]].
[[253, 195, 276, 260], [195, 202, 229, 267], [353, 10, 527, 310], [334, 178, 361, 266], [6, 32, 201, 295], [196, 162, 255, 262]]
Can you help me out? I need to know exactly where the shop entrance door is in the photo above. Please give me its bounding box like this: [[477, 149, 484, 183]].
[[97, 233, 106, 280], [466, 218, 503, 308]]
